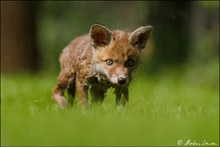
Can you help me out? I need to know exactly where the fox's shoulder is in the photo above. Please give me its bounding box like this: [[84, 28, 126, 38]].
[[61, 34, 90, 55], [59, 34, 91, 63], [68, 34, 90, 49]]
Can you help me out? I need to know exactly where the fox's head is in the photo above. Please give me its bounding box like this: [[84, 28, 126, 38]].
[[90, 24, 153, 86]]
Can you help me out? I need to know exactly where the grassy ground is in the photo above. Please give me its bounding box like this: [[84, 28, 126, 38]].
[[1, 61, 219, 146]]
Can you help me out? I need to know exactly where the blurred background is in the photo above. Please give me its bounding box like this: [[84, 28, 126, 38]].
[[1, 1, 219, 73]]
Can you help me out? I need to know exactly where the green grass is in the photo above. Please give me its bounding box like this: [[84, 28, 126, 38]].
[[1, 61, 219, 146]]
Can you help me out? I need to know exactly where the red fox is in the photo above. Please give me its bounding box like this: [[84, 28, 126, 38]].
[[52, 24, 153, 108]]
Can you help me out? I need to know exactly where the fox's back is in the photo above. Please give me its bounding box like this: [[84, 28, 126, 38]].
[[59, 34, 92, 71]]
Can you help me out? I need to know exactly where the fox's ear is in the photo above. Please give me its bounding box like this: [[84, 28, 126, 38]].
[[90, 24, 112, 47], [129, 26, 153, 50]]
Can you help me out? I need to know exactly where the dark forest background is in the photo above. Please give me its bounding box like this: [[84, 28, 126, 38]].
[[1, 1, 219, 73]]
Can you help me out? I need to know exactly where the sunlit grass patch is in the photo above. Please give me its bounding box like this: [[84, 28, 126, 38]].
[[1, 61, 219, 146]]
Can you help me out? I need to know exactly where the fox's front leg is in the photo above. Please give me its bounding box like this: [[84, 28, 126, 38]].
[[76, 78, 88, 106], [52, 71, 70, 108], [90, 86, 107, 104], [115, 87, 129, 107]]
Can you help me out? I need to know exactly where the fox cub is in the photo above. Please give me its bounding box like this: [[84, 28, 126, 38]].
[[52, 24, 153, 108]]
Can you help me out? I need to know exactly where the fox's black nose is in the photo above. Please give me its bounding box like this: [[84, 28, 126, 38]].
[[117, 77, 126, 85]]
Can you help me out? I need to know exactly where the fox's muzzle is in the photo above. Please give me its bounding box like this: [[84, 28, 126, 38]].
[[117, 77, 126, 85]]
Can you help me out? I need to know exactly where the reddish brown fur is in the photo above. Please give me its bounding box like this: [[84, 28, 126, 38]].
[[52, 24, 152, 108]]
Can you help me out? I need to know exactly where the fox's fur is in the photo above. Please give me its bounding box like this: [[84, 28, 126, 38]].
[[52, 24, 153, 108]]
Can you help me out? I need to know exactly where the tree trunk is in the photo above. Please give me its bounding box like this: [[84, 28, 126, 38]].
[[1, 1, 39, 72], [147, 1, 192, 69]]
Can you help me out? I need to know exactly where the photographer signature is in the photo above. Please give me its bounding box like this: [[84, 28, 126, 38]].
[[177, 139, 217, 146]]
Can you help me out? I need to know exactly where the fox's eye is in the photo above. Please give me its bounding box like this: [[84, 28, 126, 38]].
[[106, 59, 113, 65], [126, 60, 134, 67]]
